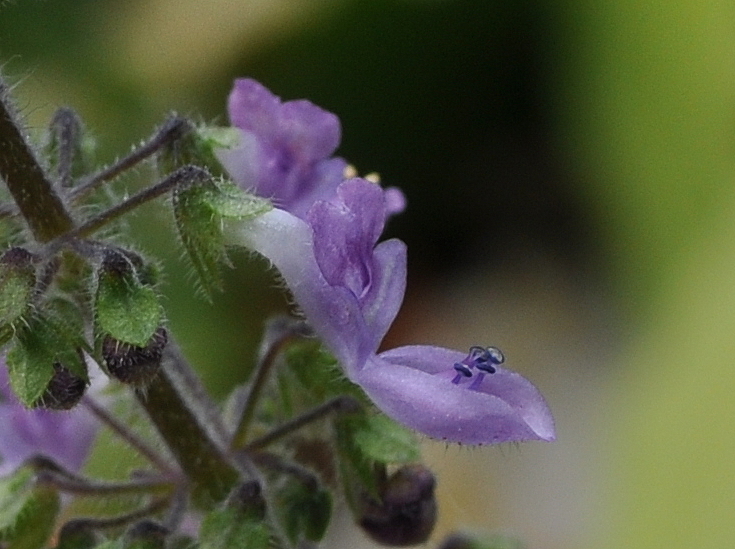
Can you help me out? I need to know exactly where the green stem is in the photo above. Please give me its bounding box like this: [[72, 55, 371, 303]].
[[134, 342, 239, 505], [230, 318, 311, 450], [69, 115, 191, 203], [0, 82, 74, 242], [245, 396, 361, 451], [66, 165, 210, 240]]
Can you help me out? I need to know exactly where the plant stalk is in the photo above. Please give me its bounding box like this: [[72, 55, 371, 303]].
[[0, 81, 74, 242]]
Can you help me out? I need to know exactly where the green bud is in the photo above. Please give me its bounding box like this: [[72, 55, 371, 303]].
[[199, 482, 271, 549], [0, 247, 37, 345], [95, 249, 162, 348], [6, 302, 88, 408]]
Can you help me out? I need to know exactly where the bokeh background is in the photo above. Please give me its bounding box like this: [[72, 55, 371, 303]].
[[3, 0, 735, 547]]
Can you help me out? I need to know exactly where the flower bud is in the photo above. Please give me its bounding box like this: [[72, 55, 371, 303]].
[[224, 480, 267, 521], [437, 532, 524, 549], [33, 362, 86, 410], [358, 464, 437, 547], [0, 247, 37, 331], [124, 520, 169, 549], [101, 326, 168, 385], [95, 248, 163, 351], [56, 519, 99, 549]]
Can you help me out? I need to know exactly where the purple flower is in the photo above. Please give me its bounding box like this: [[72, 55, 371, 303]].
[[0, 359, 99, 475], [216, 78, 405, 219], [231, 178, 555, 444]]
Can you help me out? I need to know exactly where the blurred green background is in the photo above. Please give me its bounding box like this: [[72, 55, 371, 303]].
[[3, 0, 735, 547]]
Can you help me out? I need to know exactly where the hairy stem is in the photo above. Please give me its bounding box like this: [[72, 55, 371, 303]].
[[66, 165, 210, 239], [49, 107, 82, 188], [230, 318, 311, 450], [69, 115, 192, 203], [245, 396, 361, 451], [0, 81, 74, 242], [134, 342, 239, 505]]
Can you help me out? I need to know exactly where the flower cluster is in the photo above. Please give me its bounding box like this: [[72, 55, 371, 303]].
[[0, 70, 554, 548], [221, 79, 555, 445]]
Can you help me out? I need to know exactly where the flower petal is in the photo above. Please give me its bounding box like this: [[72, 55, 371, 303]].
[[356, 346, 556, 444], [229, 208, 373, 375], [360, 238, 407, 350], [227, 78, 281, 137], [223, 79, 347, 219]]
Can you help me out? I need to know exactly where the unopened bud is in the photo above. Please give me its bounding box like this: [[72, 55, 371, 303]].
[[33, 362, 86, 410], [124, 520, 169, 549], [437, 532, 524, 549], [224, 480, 266, 521], [359, 464, 437, 546], [56, 519, 99, 549], [102, 326, 168, 385], [0, 247, 37, 324]]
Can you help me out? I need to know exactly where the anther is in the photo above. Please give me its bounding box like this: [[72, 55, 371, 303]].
[[453, 363, 472, 377], [474, 346, 504, 374], [451, 362, 473, 384]]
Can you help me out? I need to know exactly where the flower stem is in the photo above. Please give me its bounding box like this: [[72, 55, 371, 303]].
[[60, 497, 172, 531], [69, 115, 192, 203], [49, 107, 83, 189], [0, 81, 74, 242], [65, 165, 210, 240], [134, 341, 239, 505], [81, 395, 179, 477], [230, 318, 311, 450], [245, 396, 361, 451]]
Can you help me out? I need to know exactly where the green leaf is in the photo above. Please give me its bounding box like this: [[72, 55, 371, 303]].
[[0, 466, 60, 549], [6, 307, 87, 407], [284, 341, 366, 403], [96, 262, 161, 347], [353, 414, 420, 464], [275, 481, 332, 544], [173, 177, 271, 297], [334, 412, 420, 503], [197, 127, 242, 153], [199, 508, 270, 549], [92, 540, 126, 549]]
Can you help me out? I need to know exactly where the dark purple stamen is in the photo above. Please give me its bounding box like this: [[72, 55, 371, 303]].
[[451, 345, 505, 388], [451, 362, 473, 384], [453, 363, 473, 377]]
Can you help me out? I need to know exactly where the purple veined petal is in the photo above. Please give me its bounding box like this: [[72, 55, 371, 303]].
[[360, 238, 407, 351], [308, 179, 388, 292], [357, 346, 556, 445], [278, 99, 342, 162], [228, 208, 375, 376], [228, 79, 341, 160], [276, 156, 347, 220], [225, 79, 346, 218], [227, 78, 282, 137], [0, 362, 98, 475]]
